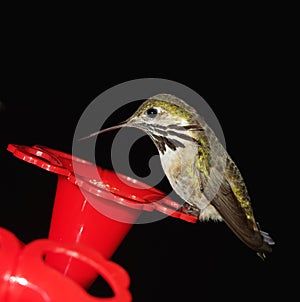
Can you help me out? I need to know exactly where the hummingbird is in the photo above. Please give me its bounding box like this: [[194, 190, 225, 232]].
[[80, 94, 275, 258]]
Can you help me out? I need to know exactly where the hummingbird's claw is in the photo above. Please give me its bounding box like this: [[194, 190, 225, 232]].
[[180, 202, 200, 218]]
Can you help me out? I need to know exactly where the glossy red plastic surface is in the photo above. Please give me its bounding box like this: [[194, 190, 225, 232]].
[[7, 144, 198, 223], [0, 228, 131, 302], [6, 144, 198, 294], [47, 175, 137, 288]]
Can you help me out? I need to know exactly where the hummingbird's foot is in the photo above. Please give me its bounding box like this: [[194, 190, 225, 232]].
[[180, 202, 200, 218]]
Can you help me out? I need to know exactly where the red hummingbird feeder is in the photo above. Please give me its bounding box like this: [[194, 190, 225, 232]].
[[0, 143, 198, 301]]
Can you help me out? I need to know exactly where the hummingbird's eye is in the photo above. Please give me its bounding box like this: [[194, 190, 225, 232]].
[[145, 107, 158, 118]]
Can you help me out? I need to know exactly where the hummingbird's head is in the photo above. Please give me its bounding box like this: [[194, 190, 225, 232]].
[[79, 94, 203, 151], [125, 94, 200, 131]]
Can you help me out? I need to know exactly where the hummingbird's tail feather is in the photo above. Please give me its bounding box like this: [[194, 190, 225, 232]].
[[260, 230, 275, 245], [210, 182, 274, 257], [255, 229, 275, 260]]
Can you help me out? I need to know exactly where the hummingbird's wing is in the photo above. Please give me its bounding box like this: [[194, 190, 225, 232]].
[[192, 127, 274, 256], [209, 164, 274, 257]]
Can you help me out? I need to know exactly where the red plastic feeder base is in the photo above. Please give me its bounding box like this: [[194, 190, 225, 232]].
[[6, 144, 198, 289]]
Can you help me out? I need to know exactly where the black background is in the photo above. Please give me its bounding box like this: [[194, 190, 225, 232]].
[[0, 11, 293, 301]]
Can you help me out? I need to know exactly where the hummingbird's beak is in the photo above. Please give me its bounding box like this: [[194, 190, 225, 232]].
[[78, 122, 128, 141]]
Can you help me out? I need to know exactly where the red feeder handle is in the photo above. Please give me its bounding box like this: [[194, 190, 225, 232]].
[[0, 227, 131, 302]]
